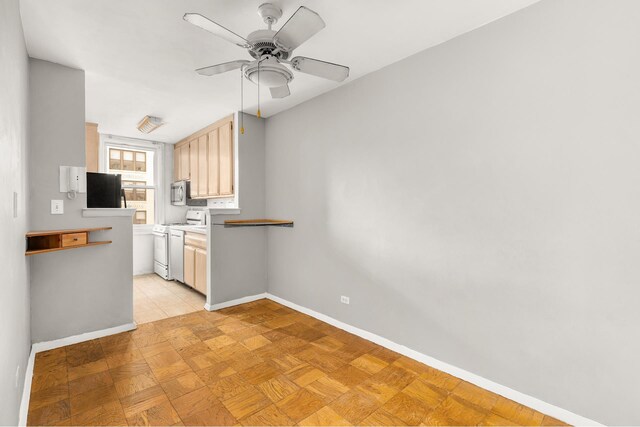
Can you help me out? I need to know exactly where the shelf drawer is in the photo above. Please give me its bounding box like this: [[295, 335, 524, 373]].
[[61, 232, 87, 247]]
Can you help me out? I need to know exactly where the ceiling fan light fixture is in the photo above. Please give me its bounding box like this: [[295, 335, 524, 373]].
[[244, 60, 293, 88], [136, 116, 164, 134], [184, 3, 349, 100]]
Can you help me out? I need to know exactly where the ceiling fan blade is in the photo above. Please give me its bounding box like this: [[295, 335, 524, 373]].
[[290, 56, 349, 82], [183, 13, 250, 48], [273, 6, 325, 52], [196, 60, 249, 76], [270, 84, 290, 99]]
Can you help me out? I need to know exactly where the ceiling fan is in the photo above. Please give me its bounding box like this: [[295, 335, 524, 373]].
[[183, 3, 350, 99]]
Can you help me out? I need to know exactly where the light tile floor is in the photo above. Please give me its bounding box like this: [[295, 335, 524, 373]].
[[133, 274, 205, 324]]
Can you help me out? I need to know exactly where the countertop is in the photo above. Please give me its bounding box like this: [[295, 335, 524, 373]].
[[170, 225, 206, 235]]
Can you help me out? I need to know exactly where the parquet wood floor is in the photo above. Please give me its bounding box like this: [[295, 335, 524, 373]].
[[27, 299, 569, 426]]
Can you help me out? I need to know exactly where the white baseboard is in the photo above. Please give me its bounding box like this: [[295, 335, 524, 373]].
[[18, 347, 36, 426], [18, 295, 601, 426], [265, 293, 602, 427], [31, 322, 137, 353], [205, 293, 267, 311], [19, 322, 137, 426]]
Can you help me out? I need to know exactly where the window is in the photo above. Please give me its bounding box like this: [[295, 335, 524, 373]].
[[134, 210, 147, 225], [122, 180, 147, 201], [105, 146, 157, 225]]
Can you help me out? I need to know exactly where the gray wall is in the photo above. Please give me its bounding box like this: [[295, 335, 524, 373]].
[[265, 1, 640, 424], [29, 59, 133, 342], [209, 114, 267, 304], [0, 0, 31, 423], [164, 143, 188, 224]]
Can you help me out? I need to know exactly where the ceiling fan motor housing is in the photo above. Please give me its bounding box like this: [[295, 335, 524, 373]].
[[247, 29, 290, 60]]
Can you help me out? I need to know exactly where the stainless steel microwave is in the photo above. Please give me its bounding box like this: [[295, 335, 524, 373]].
[[170, 181, 206, 206]]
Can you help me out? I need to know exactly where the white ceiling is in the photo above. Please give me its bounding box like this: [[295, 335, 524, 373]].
[[20, 0, 538, 143]]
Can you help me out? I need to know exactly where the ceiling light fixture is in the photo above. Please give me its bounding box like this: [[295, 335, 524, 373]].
[[184, 3, 349, 101], [136, 116, 164, 134]]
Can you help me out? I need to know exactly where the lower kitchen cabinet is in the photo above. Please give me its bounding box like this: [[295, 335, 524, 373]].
[[194, 248, 207, 295], [183, 232, 207, 296], [184, 245, 195, 288]]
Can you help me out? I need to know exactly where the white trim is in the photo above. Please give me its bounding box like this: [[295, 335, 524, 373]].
[[19, 322, 137, 426], [82, 208, 136, 217], [18, 348, 36, 426], [102, 135, 162, 149], [204, 293, 267, 311], [31, 322, 137, 353], [265, 293, 602, 427]]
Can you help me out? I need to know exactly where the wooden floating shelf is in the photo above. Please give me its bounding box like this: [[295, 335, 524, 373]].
[[220, 219, 294, 228], [26, 227, 112, 256]]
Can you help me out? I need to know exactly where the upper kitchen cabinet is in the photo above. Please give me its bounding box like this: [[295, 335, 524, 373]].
[[218, 121, 233, 196], [189, 137, 199, 196], [197, 135, 208, 197], [207, 128, 219, 198], [173, 115, 234, 199], [85, 123, 99, 172], [174, 141, 190, 181]]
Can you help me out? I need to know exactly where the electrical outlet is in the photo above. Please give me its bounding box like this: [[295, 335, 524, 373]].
[[51, 200, 63, 215], [15, 365, 20, 388], [340, 296, 350, 305]]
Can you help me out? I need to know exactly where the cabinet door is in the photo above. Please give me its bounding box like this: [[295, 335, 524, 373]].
[[173, 146, 180, 182], [189, 140, 199, 196], [198, 135, 208, 197], [194, 248, 207, 295], [179, 145, 189, 180], [184, 245, 195, 288], [207, 129, 219, 197], [85, 123, 99, 173], [219, 122, 233, 196]]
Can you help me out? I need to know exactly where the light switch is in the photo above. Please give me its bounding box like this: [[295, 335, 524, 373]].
[[51, 200, 64, 215], [13, 192, 18, 218]]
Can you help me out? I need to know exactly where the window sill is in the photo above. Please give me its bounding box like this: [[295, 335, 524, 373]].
[[82, 208, 136, 218]]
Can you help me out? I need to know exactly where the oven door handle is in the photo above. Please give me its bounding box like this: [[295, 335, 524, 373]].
[[152, 231, 167, 237]]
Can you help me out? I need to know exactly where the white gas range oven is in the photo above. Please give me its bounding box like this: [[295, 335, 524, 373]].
[[152, 209, 206, 281]]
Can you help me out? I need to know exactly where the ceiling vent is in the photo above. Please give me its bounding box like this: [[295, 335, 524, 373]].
[[137, 116, 164, 134]]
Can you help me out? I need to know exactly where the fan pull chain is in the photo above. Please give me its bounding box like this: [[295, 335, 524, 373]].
[[240, 66, 245, 135], [257, 61, 261, 118]]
